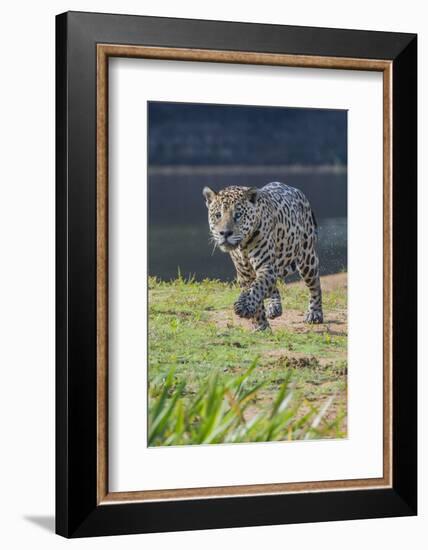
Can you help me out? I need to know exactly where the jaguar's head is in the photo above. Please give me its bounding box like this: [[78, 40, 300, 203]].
[[203, 185, 260, 252]]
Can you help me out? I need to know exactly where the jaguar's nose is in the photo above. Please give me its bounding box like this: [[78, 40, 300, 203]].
[[219, 230, 233, 238]]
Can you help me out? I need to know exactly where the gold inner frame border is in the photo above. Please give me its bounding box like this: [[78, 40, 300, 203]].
[[96, 44, 393, 505]]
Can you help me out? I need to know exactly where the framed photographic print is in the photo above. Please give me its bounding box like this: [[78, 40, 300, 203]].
[[56, 11, 417, 538]]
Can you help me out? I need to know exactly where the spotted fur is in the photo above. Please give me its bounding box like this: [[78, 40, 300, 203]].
[[203, 182, 323, 331]]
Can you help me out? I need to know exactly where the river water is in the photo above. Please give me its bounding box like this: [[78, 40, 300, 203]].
[[148, 169, 347, 281]]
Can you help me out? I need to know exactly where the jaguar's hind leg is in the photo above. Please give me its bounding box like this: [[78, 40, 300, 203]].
[[266, 288, 282, 319], [298, 251, 323, 324]]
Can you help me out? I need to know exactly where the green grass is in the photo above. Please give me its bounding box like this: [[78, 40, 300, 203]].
[[148, 274, 347, 445], [149, 363, 345, 446]]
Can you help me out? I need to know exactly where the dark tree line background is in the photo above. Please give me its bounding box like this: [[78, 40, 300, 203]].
[[148, 102, 347, 167]]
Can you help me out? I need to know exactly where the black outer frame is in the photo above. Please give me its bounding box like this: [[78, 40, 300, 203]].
[[56, 11, 417, 538]]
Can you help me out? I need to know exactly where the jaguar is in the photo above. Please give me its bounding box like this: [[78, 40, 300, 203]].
[[203, 181, 323, 331]]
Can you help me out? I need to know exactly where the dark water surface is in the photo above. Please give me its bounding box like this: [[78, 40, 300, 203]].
[[149, 170, 347, 281]]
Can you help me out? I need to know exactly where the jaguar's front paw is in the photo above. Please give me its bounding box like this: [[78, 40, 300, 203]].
[[304, 309, 324, 324], [234, 292, 257, 319], [266, 300, 282, 319]]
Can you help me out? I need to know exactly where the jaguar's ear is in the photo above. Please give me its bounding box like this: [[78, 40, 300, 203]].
[[245, 187, 259, 204], [203, 186, 217, 207]]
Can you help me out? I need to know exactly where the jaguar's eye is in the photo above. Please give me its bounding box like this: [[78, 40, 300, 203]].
[[234, 212, 242, 221], [215, 211, 222, 220]]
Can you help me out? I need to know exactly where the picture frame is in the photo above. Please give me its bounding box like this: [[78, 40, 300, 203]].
[[56, 10, 417, 538]]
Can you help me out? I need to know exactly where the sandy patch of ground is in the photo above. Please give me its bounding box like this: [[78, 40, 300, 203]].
[[317, 271, 347, 292]]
